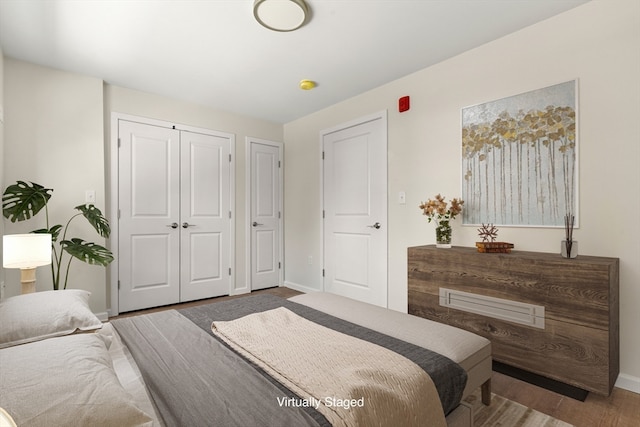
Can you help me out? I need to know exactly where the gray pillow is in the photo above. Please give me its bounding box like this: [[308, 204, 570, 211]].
[[0, 289, 102, 348], [0, 333, 152, 426]]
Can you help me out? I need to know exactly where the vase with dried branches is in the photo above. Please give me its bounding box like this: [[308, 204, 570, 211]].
[[561, 213, 577, 258]]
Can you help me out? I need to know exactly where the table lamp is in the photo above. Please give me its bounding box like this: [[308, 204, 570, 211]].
[[0, 407, 17, 427], [3, 233, 52, 294]]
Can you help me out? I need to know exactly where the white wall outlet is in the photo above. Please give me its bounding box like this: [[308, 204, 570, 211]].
[[85, 190, 96, 204], [398, 191, 406, 205]]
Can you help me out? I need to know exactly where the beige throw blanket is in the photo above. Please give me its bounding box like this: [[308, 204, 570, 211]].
[[211, 307, 446, 427]]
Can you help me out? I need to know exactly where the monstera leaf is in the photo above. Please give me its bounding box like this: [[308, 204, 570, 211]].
[[33, 225, 63, 242], [61, 238, 114, 267], [2, 181, 53, 222], [75, 204, 111, 238]]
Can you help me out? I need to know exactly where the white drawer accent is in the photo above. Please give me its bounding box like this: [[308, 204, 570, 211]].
[[439, 288, 545, 329]]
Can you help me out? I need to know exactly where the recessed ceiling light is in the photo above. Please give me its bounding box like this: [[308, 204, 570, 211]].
[[253, 0, 310, 32]]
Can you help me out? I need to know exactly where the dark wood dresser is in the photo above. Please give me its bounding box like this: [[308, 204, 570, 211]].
[[408, 245, 619, 395]]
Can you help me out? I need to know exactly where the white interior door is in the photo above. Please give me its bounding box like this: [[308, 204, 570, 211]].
[[118, 120, 181, 312], [250, 141, 282, 290], [180, 131, 231, 301], [117, 119, 232, 312], [322, 112, 388, 307]]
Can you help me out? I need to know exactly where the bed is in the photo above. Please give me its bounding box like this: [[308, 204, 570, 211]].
[[0, 289, 492, 427]]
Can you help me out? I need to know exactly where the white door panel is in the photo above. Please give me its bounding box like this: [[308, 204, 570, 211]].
[[256, 229, 276, 271], [323, 113, 387, 307], [333, 232, 370, 287], [118, 121, 181, 312], [180, 131, 230, 301], [250, 141, 281, 290]]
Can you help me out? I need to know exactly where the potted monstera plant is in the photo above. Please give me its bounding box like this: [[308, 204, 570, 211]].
[[2, 181, 114, 290]]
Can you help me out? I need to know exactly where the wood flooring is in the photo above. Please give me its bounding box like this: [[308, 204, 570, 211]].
[[492, 371, 639, 427], [110, 286, 640, 427]]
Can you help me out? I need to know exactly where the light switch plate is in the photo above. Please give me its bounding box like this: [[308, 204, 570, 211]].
[[398, 191, 406, 204]]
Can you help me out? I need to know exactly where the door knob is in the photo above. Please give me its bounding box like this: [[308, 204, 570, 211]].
[[182, 222, 195, 228], [368, 222, 381, 229], [252, 221, 264, 227], [167, 222, 179, 229]]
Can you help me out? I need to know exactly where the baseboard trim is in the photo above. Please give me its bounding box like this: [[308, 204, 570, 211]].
[[283, 281, 320, 294], [615, 373, 640, 394], [95, 311, 109, 322]]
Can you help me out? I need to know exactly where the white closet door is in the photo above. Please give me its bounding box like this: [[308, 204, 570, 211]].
[[180, 131, 231, 302], [250, 141, 281, 290], [118, 120, 181, 312], [118, 120, 232, 312]]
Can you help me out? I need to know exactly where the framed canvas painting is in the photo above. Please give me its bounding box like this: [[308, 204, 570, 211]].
[[461, 80, 578, 227]]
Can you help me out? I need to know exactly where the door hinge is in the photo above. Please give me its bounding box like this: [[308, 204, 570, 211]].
[[117, 137, 121, 148], [322, 151, 325, 160], [278, 262, 281, 269], [229, 210, 232, 219], [322, 269, 325, 277], [229, 154, 232, 162], [322, 210, 325, 219], [118, 209, 121, 219], [278, 211, 281, 219], [117, 280, 120, 290], [278, 160, 281, 168], [229, 267, 232, 276]]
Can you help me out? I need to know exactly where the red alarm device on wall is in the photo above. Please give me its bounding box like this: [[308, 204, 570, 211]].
[[399, 96, 410, 112]]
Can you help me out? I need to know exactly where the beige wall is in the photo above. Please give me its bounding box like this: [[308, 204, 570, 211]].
[[3, 59, 106, 311], [283, 0, 640, 389]]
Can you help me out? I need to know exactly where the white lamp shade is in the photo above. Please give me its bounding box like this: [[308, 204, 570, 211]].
[[254, 0, 309, 32], [3, 234, 52, 269]]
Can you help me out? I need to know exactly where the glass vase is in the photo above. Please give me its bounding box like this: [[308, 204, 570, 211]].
[[561, 240, 578, 258], [435, 222, 452, 248]]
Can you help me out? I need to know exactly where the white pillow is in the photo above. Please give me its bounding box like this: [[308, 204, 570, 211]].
[[0, 289, 103, 348], [0, 333, 153, 426]]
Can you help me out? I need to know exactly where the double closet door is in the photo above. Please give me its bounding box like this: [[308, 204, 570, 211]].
[[118, 120, 232, 312]]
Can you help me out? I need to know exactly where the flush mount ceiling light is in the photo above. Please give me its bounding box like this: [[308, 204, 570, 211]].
[[253, 0, 309, 32], [299, 79, 316, 90]]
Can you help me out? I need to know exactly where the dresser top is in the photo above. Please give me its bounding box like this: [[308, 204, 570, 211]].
[[408, 245, 619, 264]]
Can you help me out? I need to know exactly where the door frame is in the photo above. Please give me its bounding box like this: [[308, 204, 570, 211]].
[[108, 112, 236, 316], [320, 110, 388, 305], [244, 137, 284, 293]]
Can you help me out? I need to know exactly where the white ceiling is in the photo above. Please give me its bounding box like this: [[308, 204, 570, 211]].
[[0, 0, 589, 124]]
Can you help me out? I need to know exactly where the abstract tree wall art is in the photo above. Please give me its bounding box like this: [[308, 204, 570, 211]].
[[462, 80, 577, 227]]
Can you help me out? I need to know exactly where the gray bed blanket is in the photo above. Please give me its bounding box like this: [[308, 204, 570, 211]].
[[180, 294, 467, 416], [112, 294, 467, 426], [112, 309, 328, 427]]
